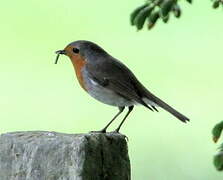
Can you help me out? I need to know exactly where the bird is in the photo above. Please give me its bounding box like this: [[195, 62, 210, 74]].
[[55, 40, 189, 133]]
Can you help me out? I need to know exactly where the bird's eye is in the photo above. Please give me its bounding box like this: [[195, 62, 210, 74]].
[[72, 48, 79, 54]]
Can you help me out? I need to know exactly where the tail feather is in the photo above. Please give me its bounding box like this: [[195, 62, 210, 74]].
[[152, 105, 159, 112], [143, 92, 189, 123]]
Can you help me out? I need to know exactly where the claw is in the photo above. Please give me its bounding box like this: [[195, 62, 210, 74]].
[[109, 130, 129, 141]]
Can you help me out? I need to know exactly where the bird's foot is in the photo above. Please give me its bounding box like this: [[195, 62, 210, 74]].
[[109, 129, 129, 141], [110, 128, 120, 134], [89, 128, 106, 134]]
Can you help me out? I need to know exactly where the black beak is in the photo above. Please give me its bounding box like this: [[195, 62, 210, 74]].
[[55, 50, 66, 64]]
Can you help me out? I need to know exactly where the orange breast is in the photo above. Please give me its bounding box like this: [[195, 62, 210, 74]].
[[70, 55, 87, 91]]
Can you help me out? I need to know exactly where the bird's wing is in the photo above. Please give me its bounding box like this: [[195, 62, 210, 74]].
[[86, 58, 189, 122], [86, 59, 154, 110]]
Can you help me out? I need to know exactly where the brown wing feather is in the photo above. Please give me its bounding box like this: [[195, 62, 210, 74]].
[[86, 57, 189, 122], [86, 59, 154, 110]]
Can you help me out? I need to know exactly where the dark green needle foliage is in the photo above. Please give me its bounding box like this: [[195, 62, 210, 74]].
[[212, 121, 223, 171], [212, 0, 223, 9], [130, 0, 192, 30]]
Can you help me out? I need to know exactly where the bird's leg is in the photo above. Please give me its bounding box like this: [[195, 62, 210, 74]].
[[114, 106, 134, 133], [90, 107, 125, 133]]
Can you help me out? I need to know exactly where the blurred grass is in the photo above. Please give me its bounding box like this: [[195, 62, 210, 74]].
[[0, 0, 223, 179]]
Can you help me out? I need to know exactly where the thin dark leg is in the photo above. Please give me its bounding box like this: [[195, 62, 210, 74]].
[[114, 106, 134, 133], [90, 106, 125, 133]]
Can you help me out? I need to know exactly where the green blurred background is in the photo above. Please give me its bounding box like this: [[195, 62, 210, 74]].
[[0, 0, 222, 179]]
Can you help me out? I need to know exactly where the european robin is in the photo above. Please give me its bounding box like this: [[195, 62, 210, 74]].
[[55, 40, 189, 133]]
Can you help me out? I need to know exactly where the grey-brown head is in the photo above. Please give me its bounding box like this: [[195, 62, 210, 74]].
[[55, 40, 108, 64]]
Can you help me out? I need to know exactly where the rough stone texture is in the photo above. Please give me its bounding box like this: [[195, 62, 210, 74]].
[[0, 131, 130, 180]]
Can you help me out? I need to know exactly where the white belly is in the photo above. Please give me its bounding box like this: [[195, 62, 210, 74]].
[[83, 77, 136, 107]]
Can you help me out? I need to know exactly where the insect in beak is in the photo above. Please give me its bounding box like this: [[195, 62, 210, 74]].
[[55, 50, 66, 64]]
